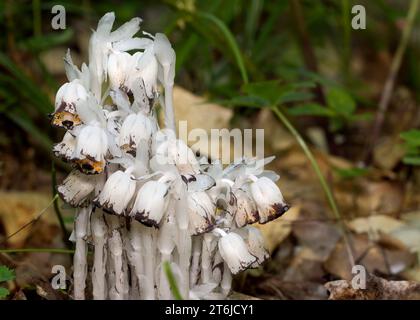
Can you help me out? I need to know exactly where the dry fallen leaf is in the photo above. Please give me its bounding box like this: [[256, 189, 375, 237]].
[[348, 215, 405, 240], [0, 192, 57, 247]]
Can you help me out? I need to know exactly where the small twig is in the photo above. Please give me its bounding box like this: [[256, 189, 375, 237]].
[[364, 0, 419, 164]]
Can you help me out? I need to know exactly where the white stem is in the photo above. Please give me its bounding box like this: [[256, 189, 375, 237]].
[[158, 252, 172, 299], [141, 226, 156, 299], [164, 84, 176, 133], [73, 206, 91, 300], [107, 216, 127, 300], [200, 233, 214, 284], [190, 236, 202, 286], [128, 221, 145, 299], [91, 210, 108, 300], [221, 263, 232, 297]]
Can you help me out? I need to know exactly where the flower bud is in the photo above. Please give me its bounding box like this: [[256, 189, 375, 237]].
[[246, 226, 269, 267], [234, 188, 259, 228], [57, 170, 99, 207], [130, 180, 170, 227], [118, 113, 156, 153], [73, 125, 108, 174], [94, 170, 136, 215], [218, 232, 256, 274], [134, 49, 158, 98], [107, 51, 132, 92], [51, 80, 87, 129], [250, 177, 290, 224], [188, 192, 215, 235], [53, 131, 76, 162]]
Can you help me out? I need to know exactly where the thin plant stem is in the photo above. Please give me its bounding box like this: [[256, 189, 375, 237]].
[[271, 106, 355, 266], [51, 161, 72, 249], [32, 0, 42, 37], [364, 0, 419, 164], [0, 248, 74, 254]]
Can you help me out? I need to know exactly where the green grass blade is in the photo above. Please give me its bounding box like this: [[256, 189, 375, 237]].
[[163, 261, 183, 300], [195, 11, 249, 84]]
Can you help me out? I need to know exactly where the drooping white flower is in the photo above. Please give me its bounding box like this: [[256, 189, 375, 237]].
[[53, 131, 76, 161], [94, 168, 136, 215], [187, 192, 215, 235], [51, 79, 87, 129], [234, 188, 259, 228], [73, 125, 108, 174], [57, 170, 100, 207], [107, 51, 133, 92], [249, 176, 289, 224], [133, 48, 159, 99], [244, 226, 269, 267], [153, 133, 200, 175], [118, 113, 157, 153], [130, 178, 170, 227], [218, 231, 256, 274]]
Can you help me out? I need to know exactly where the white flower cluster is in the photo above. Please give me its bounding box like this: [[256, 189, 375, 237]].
[[51, 12, 289, 300]]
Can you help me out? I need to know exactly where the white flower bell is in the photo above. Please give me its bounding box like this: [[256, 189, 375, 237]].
[[118, 113, 157, 153], [94, 169, 136, 215], [218, 231, 256, 274], [250, 176, 289, 224], [52, 79, 87, 129], [234, 188, 259, 228], [130, 179, 170, 227], [187, 192, 215, 235], [53, 131, 76, 161], [73, 125, 108, 174], [57, 170, 100, 207]]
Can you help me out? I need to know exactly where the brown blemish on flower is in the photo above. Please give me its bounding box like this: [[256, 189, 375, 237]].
[[259, 203, 290, 224], [134, 210, 160, 228], [51, 111, 81, 129], [75, 157, 104, 174], [247, 210, 260, 224]]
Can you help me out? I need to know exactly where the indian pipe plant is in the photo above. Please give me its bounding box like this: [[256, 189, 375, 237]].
[[51, 12, 290, 300]]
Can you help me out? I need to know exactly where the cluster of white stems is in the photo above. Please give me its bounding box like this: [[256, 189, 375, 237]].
[[50, 12, 289, 300]]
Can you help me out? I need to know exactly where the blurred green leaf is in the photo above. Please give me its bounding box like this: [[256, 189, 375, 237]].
[[277, 91, 314, 104], [403, 155, 420, 166], [400, 130, 420, 146], [7, 111, 53, 151], [326, 88, 356, 116], [241, 80, 282, 104], [0, 266, 15, 283], [334, 167, 369, 179], [18, 29, 73, 53], [288, 103, 335, 117], [216, 95, 268, 108], [0, 287, 9, 299]]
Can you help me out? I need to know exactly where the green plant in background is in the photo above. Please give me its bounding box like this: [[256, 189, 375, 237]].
[[400, 130, 420, 165], [288, 87, 372, 132], [0, 265, 15, 299]]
